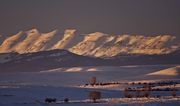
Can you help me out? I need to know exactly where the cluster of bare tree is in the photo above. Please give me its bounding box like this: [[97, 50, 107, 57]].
[[124, 84, 150, 98], [44, 97, 69, 103], [88, 77, 122, 86], [124, 84, 177, 98]]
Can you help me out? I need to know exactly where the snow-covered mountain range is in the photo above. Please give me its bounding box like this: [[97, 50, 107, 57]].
[[0, 28, 179, 57]]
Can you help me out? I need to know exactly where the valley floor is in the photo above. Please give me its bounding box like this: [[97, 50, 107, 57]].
[[0, 65, 179, 106]]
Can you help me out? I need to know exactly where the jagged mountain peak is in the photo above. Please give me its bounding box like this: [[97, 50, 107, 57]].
[[83, 32, 108, 42], [0, 31, 25, 52], [43, 29, 58, 35], [64, 29, 76, 34], [25, 28, 39, 34], [52, 29, 76, 49], [88, 32, 107, 36]]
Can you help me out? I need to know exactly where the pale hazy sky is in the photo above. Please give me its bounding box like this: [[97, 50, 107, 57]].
[[0, 0, 180, 37]]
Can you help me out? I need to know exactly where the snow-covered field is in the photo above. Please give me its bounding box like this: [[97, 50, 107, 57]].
[[0, 65, 179, 106]]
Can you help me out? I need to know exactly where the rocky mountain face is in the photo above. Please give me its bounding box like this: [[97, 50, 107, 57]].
[[0, 29, 179, 57]]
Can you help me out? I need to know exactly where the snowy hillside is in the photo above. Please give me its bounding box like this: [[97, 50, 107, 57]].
[[0, 49, 180, 73], [147, 65, 180, 76]]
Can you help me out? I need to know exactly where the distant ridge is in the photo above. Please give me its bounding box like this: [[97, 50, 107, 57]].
[[0, 49, 180, 73]]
